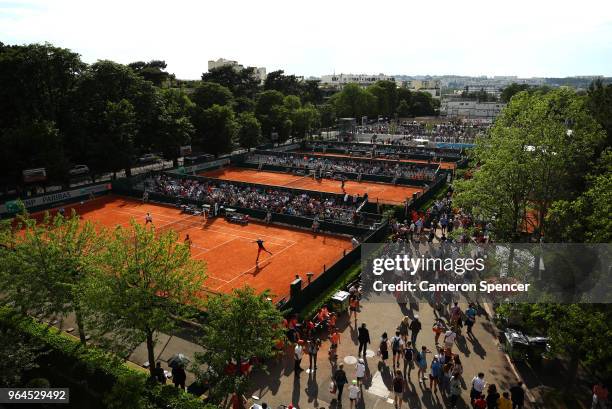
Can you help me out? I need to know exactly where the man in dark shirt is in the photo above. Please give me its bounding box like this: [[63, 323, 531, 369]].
[[357, 323, 371, 358], [334, 364, 349, 403], [409, 316, 422, 346], [510, 381, 525, 409]]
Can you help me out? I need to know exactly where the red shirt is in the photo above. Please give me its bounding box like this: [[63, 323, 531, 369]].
[[473, 398, 486, 409]]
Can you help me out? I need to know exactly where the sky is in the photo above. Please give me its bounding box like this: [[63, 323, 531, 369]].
[[1, 0, 612, 80]]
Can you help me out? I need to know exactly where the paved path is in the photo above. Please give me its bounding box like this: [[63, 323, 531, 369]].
[[246, 296, 525, 409]]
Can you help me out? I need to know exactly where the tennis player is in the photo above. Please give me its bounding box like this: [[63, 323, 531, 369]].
[[145, 212, 153, 225], [254, 239, 273, 266]]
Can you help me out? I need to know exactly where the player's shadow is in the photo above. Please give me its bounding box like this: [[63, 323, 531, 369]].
[[252, 262, 272, 276]]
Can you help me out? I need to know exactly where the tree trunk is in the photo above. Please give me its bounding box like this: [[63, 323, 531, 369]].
[[565, 352, 579, 391], [75, 307, 87, 345], [146, 330, 156, 378]]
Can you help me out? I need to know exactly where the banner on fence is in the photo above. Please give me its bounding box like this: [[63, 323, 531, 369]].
[[1, 183, 111, 214]]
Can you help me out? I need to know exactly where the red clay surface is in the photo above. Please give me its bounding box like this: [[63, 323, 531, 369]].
[[293, 150, 458, 170], [201, 167, 423, 205], [38, 195, 352, 301]]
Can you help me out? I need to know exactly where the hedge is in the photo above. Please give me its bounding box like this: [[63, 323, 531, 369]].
[[0, 307, 213, 409]]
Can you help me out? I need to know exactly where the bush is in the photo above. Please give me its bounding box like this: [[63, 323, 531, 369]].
[[0, 307, 213, 409]]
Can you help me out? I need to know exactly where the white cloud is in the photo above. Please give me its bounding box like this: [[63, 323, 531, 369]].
[[1, 0, 611, 78]]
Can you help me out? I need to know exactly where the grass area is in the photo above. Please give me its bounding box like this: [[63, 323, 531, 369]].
[[299, 262, 361, 320]]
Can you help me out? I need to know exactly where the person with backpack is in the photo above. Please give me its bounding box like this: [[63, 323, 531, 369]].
[[429, 356, 443, 392], [402, 341, 416, 380], [391, 330, 404, 368], [465, 303, 477, 336], [399, 316, 410, 342], [379, 332, 389, 367], [393, 370, 404, 409]]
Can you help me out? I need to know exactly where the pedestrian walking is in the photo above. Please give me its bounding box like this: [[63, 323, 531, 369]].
[[471, 372, 487, 401], [348, 380, 360, 409], [498, 391, 513, 409], [399, 316, 410, 342], [402, 341, 415, 380], [510, 381, 525, 409], [393, 370, 404, 409], [391, 331, 404, 368], [449, 375, 462, 408], [307, 338, 320, 371], [171, 365, 186, 390], [355, 358, 366, 386], [379, 332, 389, 367], [417, 346, 431, 383], [334, 364, 349, 403], [486, 384, 500, 409], [357, 323, 370, 357], [410, 316, 422, 346], [294, 340, 304, 374], [429, 356, 442, 392]]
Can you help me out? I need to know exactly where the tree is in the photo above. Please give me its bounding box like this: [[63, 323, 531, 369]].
[[82, 221, 207, 378], [367, 80, 398, 118], [263, 70, 302, 96], [283, 95, 301, 111], [500, 83, 530, 103], [236, 112, 262, 150], [454, 89, 605, 240], [152, 89, 195, 166], [330, 83, 377, 119], [396, 100, 411, 118], [301, 79, 324, 105], [103, 99, 137, 177], [192, 104, 238, 156], [586, 79, 612, 148], [128, 60, 172, 86], [193, 287, 285, 403], [191, 82, 234, 110], [202, 65, 260, 99], [291, 104, 320, 139], [1, 211, 107, 344], [0, 325, 43, 387], [255, 90, 288, 139], [319, 103, 336, 128]]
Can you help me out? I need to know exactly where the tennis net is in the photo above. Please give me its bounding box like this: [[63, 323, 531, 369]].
[[155, 214, 203, 236]]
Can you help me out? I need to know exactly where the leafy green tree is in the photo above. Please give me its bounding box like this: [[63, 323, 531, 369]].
[[410, 91, 437, 116], [301, 79, 324, 105], [586, 79, 612, 147], [82, 221, 207, 378], [396, 100, 411, 118], [255, 90, 288, 139], [0, 43, 85, 130], [455, 89, 605, 240], [103, 99, 137, 177], [1, 212, 107, 344], [367, 80, 398, 118], [128, 60, 172, 86], [330, 83, 377, 119], [193, 287, 285, 402], [0, 325, 43, 387], [234, 96, 255, 114], [264, 70, 302, 96], [153, 89, 195, 166], [202, 65, 260, 98], [291, 104, 320, 139], [283, 95, 301, 111], [191, 82, 234, 110], [319, 103, 336, 128], [236, 112, 262, 150], [500, 83, 530, 103], [192, 104, 238, 156]]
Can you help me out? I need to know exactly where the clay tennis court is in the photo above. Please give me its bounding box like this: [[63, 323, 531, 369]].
[[293, 150, 458, 170], [201, 167, 423, 205], [42, 195, 352, 301]]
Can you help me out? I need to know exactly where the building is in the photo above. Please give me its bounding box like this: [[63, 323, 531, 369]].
[[319, 73, 395, 89], [399, 79, 441, 99], [441, 100, 506, 119], [207, 58, 267, 84], [464, 85, 501, 98]]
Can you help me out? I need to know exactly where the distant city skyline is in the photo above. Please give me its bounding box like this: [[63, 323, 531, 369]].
[[2, 0, 611, 80]]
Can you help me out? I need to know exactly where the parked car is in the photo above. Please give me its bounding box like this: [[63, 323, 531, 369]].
[[138, 154, 162, 164], [22, 168, 47, 183], [68, 164, 90, 176]]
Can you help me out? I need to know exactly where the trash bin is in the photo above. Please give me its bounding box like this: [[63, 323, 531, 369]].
[[504, 328, 529, 362], [329, 290, 350, 314]]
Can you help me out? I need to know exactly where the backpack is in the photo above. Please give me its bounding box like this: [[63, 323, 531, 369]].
[[392, 337, 401, 351], [404, 348, 413, 361], [380, 340, 388, 351]]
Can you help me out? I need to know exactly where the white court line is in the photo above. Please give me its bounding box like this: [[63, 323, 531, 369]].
[[223, 241, 298, 287], [203, 225, 296, 246]]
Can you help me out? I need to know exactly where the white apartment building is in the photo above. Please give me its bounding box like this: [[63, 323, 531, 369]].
[[319, 73, 395, 89], [207, 58, 267, 83], [399, 79, 441, 99], [464, 85, 502, 98], [441, 100, 506, 119]]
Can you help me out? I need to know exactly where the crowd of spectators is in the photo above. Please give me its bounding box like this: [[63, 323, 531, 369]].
[[144, 174, 371, 225], [306, 142, 463, 160], [248, 153, 437, 181], [356, 120, 489, 144]]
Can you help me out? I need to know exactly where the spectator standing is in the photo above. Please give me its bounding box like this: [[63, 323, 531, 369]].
[[486, 384, 500, 409], [153, 362, 166, 384], [357, 323, 371, 357], [307, 338, 320, 371], [498, 392, 513, 409], [171, 365, 186, 390], [471, 372, 487, 401], [509, 381, 525, 409]]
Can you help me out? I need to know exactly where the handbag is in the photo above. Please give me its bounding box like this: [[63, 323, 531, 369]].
[[329, 381, 337, 394]]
